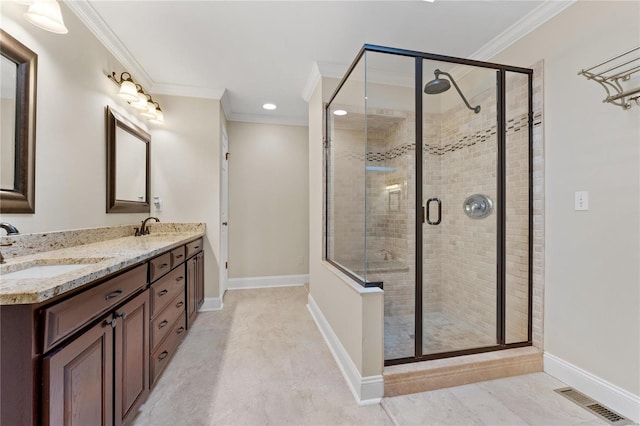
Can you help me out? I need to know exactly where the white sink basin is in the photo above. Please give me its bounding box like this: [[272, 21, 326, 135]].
[[0, 258, 109, 280], [1, 264, 94, 279]]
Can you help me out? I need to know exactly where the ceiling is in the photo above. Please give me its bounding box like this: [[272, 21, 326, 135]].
[[66, 1, 569, 126]]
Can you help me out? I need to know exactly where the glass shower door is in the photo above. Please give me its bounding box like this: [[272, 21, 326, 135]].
[[421, 60, 498, 355]]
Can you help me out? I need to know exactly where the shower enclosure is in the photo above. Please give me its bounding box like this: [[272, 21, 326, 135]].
[[324, 45, 533, 364]]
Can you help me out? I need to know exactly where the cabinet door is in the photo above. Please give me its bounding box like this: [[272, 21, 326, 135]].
[[196, 252, 205, 310], [186, 257, 197, 328], [114, 290, 150, 426], [42, 318, 114, 426]]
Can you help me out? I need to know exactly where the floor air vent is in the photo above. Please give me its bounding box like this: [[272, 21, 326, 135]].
[[554, 387, 632, 425]]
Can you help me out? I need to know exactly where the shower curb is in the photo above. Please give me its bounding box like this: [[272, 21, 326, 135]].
[[383, 346, 542, 397]]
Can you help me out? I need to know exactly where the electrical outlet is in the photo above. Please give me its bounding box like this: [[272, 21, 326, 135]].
[[575, 191, 589, 211]]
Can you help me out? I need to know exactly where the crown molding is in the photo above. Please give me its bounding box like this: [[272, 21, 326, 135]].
[[469, 0, 577, 62], [64, 1, 152, 88], [301, 62, 321, 103], [151, 83, 225, 100], [227, 112, 308, 127], [220, 89, 232, 121]]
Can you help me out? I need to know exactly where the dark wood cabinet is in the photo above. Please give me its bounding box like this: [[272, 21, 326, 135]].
[[186, 250, 204, 329], [114, 291, 150, 426], [186, 256, 198, 328], [195, 252, 205, 310], [1, 236, 203, 425], [42, 315, 114, 426], [42, 289, 150, 426]]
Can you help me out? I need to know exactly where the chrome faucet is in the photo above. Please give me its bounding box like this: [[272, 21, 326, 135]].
[[0, 223, 19, 235], [135, 217, 160, 236]]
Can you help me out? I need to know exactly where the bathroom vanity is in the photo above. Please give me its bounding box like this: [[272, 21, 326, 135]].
[[0, 225, 205, 425]]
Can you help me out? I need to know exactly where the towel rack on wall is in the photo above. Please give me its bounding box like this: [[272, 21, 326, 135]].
[[578, 46, 640, 110]]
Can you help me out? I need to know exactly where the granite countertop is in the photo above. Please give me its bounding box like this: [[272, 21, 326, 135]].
[[0, 227, 204, 306]]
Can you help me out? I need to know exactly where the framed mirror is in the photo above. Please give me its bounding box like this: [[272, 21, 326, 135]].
[[0, 30, 37, 213], [106, 106, 150, 213]]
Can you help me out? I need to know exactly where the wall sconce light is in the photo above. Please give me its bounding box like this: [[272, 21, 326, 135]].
[[150, 103, 164, 124], [21, 0, 69, 34], [108, 71, 165, 124]]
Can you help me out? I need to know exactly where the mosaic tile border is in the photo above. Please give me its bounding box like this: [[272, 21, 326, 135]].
[[363, 111, 542, 162]]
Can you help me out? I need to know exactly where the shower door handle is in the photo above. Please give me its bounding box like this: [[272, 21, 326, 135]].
[[426, 198, 442, 225]]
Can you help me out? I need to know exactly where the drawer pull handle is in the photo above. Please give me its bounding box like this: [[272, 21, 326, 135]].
[[158, 289, 169, 297], [193, 246, 200, 250], [158, 350, 169, 360], [158, 320, 169, 329], [158, 263, 168, 269], [177, 327, 185, 335], [105, 289, 123, 301], [176, 276, 184, 282], [176, 254, 184, 259], [176, 301, 184, 308]]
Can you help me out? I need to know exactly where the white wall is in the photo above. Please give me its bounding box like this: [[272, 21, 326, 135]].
[[492, 1, 639, 398], [0, 2, 152, 233], [227, 121, 309, 279], [151, 94, 223, 300]]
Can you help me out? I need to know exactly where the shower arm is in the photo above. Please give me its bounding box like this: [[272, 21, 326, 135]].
[[436, 70, 481, 114]]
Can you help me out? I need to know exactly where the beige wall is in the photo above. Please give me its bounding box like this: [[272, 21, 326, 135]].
[[227, 121, 309, 278], [492, 1, 639, 396], [151, 94, 223, 299], [0, 2, 152, 232], [308, 77, 384, 379], [0, 3, 225, 300]]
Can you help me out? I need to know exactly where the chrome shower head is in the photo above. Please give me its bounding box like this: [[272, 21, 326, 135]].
[[423, 69, 481, 114]]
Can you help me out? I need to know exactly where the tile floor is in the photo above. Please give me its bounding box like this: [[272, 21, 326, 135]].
[[133, 286, 608, 426]]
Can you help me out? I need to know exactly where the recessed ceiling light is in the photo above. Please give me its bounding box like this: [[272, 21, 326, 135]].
[[262, 103, 277, 110], [333, 109, 347, 116]]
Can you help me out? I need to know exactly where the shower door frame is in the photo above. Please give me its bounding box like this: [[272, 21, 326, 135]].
[[324, 44, 534, 365]]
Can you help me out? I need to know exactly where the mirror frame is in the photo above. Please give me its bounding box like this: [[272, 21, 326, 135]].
[[0, 30, 37, 214], [106, 106, 150, 213]]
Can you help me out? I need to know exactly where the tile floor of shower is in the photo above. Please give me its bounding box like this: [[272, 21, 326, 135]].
[[385, 311, 496, 360]]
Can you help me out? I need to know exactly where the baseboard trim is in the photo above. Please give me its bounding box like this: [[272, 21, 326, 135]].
[[228, 274, 309, 290], [544, 352, 640, 423], [199, 297, 223, 312], [307, 293, 383, 406]]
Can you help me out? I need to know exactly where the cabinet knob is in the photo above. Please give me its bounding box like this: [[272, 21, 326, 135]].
[[117, 311, 127, 320], [103, 317, 117, 328], [158, 350, 169, 360]]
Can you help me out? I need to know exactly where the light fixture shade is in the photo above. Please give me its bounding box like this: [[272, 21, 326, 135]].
[[140, 101, 157, 119], [118, 80, 138, 102], [24, 0, 68, 34], [131, 92, 148, 111], [150, 108, 164, 124]]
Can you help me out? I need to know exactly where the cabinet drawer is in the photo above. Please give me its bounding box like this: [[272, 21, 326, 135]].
[[150, 291, 185, 352], [43, 264, 147, 353], [150, 316, 186, 386], [150, 266, 185, 317], [185, 238, 203, 258], [149, 252, 171, 283], [170, 246, 186, 268]]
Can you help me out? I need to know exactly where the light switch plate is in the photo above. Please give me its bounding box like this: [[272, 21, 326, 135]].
[[575, 191, 589, 211]]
